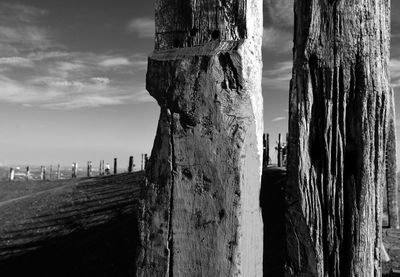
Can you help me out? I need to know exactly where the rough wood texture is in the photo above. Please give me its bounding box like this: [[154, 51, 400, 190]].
[[386, 88, 399, 229], [287, 1, 390, 276], [136, 0, 263, 276]]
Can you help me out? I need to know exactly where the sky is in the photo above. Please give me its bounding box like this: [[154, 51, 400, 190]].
[[0, 0, 399, 168]]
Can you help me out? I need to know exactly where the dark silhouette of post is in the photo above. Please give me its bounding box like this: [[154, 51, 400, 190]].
[[40, 166, 46, 180], [57, 164, 61, 180], [72, 163, 78, 178], [9, 168, 14, 181], [277, 134, 282, 167], [113, 158, 117, 174], [26, 166, 30, 180], [141, 154, 144, 171], [128, 156, 134, 173], [263, 134, 269, 168], [87, 161, 93, 177], [144, 154, 148, 170]]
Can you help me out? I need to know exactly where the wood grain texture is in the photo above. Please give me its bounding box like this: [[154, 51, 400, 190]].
[[287, 0, 390, 276], [136, 0, 263, 276]]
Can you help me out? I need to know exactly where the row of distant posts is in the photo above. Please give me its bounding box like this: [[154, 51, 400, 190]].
[[263, 133, 288, 168], [8, 154, 149, 181]]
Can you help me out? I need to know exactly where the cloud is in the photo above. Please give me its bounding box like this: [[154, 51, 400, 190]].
[[271, 116, 286, 122], [0, 57, 33, 67], [127, 18, 154, 38], [263, 27, 292, 52], [99, 57, 132, 67], [263, 61, 292, 90], [264, 0, 294, 28]]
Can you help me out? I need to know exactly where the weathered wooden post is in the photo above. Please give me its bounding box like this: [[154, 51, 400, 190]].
[[136, 0, 263, 275], [277, 133, 282, 167], [40, 166, 45, 181], [26, 166, 30, 180], [49, 165, 53, 180], [99, 160, 104, 176], [87, 161, 93, 177], [57, 164, 61, 180], [72, 163, 78, 178], [140, 154, 144, 171], [387, 88, 399, 229], [113, 158, 117, 174], [128, 156, 134, 173], [9, 168, 14, 181], [287, 0, 390, 275], [144, 154, 148, 170]]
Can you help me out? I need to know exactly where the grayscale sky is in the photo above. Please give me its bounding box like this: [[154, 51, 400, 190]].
[[0, 0, 399, 168]]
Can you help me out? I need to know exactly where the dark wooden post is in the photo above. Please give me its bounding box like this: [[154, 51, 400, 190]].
[[72, 163, 78, 178], [9, 167, 14, 181], [128, 156, 134, 173], [141, 154, 144, 171], [277, 133, 282, 167], [287, 0, 390, 275], [266, 133, 270, 166], [144, 154, 148, 170], [263, 134, 267, 168], [57, 164, 61, 180], [26, 166, 30, 180], [113, 158, 117, 174], [87, 161, 93, 177], [40, 166, 45, 180]]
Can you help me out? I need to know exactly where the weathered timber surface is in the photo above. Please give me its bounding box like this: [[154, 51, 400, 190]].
[[0, 172, 144, 276], [287, 1, 390, 276], [386, 88, 399, 229], [137, 0, 264, 276]]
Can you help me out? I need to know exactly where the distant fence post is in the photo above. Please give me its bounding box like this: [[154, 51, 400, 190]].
[[277, 134, 282, 167], [141, 154, 144, 170], [57, 164, 61, 180], [87, 161, 93, 177], [263, 134, 270, 168], [40, 166, 46, 180], [9, 167, 14, 181], [144, 154, 149, 170], [26, 166, 30, 180], [72, 163, 78, 178], [99, 160, 104, 176], [49, 165, 53, 180], [128, 156, 134, 173], [114, 158, 117, 174]]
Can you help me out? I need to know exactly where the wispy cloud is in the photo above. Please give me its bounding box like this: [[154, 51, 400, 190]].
[[263, 61, 292, 90], [264, 0, 294, 28], [263, 27, 292, 53], [0, 56, 33, 67], [271, 116, 286, 122], [127, 17, 154, 38], [99, 57, 132, 67]]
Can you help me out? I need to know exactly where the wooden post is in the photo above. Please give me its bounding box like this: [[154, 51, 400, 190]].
[[99, 160, 104, 176], [40, 166, 45, 180], [277, 133, 282, 167], [287, 0, 390, 275], [144, 154, 148, 170], [263, 134, 267, 168], [87, 161, 93, 177], [49, 165, 53, 180], [57, 164, 61, 180], [113, 158, 117, 174], [26, 166, 30, 180], [387, 88, 399, 229], [72, 163, 78, 178], [128, 156, 134, 173], [9, 168, 14, 181], [141, 154, 144, 171], [137, 0, 263, 275]]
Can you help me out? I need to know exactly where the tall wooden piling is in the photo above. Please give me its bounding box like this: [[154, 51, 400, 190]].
[[72, 163, 78, 178], [26, 166, 30, 180], [87, 161, 93, 177], [128, 156, 134, 173], [113, 158, 117, 174], [137, 0, 263, 275]]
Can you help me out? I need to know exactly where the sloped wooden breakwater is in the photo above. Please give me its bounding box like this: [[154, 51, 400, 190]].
[[0, 172, 145, 276]]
